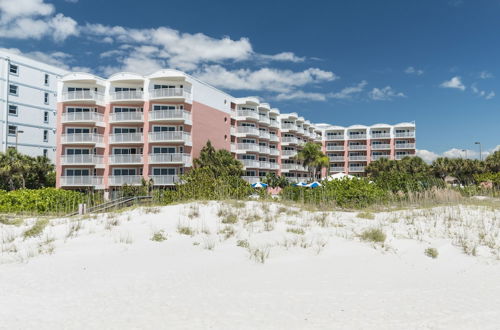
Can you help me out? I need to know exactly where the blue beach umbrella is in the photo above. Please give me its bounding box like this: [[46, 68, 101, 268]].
[[294, 182, 307, 187], [306, 181, 322, 188], [251, 182, 268, 188]]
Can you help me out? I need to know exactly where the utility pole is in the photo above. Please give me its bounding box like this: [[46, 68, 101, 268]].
[[475, 142, 482, 161]]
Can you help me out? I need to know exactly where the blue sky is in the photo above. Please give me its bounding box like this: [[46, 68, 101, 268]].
[[1, 0, 499, 161]]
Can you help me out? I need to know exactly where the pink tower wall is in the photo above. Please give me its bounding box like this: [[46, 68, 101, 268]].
[[191, 101, 231, 158]]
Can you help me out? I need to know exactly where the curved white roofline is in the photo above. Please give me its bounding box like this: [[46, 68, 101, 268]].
[[148, 69, 188, 80], [259, 103, 271, 111], [108, 72, 145, 82], [234, 97, 260, 105], [62, 72, 106, 84], [370, 123, 392, 128], [394, 122, 416, 127], [347, 125, 368, 129]]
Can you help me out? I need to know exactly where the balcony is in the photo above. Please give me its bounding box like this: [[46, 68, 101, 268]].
[[330, 166, 345, 172], [281, 163, 298, 171], [148, 131, 192, 145], [109, 112, 144, 123], [149, 153, 191, 165], [61, 154, 103, 167], [259, 131, 270, 140], [269, 134, 279, 142], [328, 156, 345, 162], [348, 134, 367, 140], [109, 133, 143, 144], [259, 116, 271, 125], [235, 143, 259, 153], [349, 156, 367, 161], [241, 159, 260, 168], [242, 176, 260, 184], [108, 175, 143, 186], [108, 154, 143, 165], [60, 176, 103, 187], [372, 155, 390, 161], [150, 175, 180, 186], [269, 148, 279, 156], [259, 146, 270, 154], [349, 145, 367, 151], [259, 162, 270, 169], [281, 150, 297, 158], [61, 133, 103, 145], [269, 163, 279, 170], [371, 144, 391, 150], [110, 90, 144, 102], [235, 110, 259, 121], [371, 133, 391, 139], [326, 145, 344, 151], [234, 126, 259, 136], [395, 143, 416, 149], [61, 91, 104, 103], [269, 120, 280, 129], [349, 166, 365, 172], [396, 154, 415, 160], [149, 110, 192, 125], [61, 112, 104, 126], [281, 123, 297, 131], [282, 137, 298, 145], [149, 88, 192, 103], [395, 132, 415, 138], [326, 135, 345, 141]]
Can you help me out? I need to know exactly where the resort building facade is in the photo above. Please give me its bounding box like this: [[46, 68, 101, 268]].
[[55, 69, 416, 190], [0, 50, 68, 160]]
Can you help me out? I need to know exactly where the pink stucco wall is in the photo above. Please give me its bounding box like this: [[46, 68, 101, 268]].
[[191, 101, 231, 158]]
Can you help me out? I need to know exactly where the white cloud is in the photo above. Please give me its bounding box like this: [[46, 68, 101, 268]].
[[442, 148, 476, 159], [258, 52, 305, 63], [471, 83, 495, 100], [0, 47, 90, 72], [416, 149, 440, 163], [275, 91, 329, 101], [440, 76, 466, 91], [330, 80, 367, 99], [64, 0, 79, 3], [479, 71, 494, 79], [404, 66, 424, 76], [194, 65, 337, 93], [368, 86, 406, 101], [0, 0, 78, 41]]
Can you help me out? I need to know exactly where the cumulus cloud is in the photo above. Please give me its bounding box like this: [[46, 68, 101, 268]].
[[368, 86, 406, 101], [275, 91, 329, 101], [471, 83, 495, 100], [416, 149, 440, 163], [0, 0, 78, 41], [330, 80, 367, 99], [258, 52, 305, 63], [193, 65, 337, 93], [479, 71, 494, 79], [404, 66, 424, 76], [440, 76, 466, 91]]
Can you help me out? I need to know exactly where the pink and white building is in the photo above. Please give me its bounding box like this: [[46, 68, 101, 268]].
[[55, 69, 416, 190]]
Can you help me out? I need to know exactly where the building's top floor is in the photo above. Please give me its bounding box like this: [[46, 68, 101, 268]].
[[0, 49, 69, 78]]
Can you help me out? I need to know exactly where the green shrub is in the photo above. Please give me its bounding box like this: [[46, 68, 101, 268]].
[[151, 230, 167, 242], [23, 219, 49, 238], [237, 239, 249, 248], [357, 212, 375, 219], [178, 226, 194, 235], [360, 228, 386, 243], [425, 247, 439, 259], [287, 227, 305, 235], [281, 177, 387, 209]]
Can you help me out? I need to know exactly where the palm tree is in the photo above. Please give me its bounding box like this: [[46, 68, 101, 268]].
[[193, 140, 244, 177], [296, 142, 328, 180], [486, 150, 500, 172], [0, 149, 30, 190]]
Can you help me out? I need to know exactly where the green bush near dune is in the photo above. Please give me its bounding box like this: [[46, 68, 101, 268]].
[[0, 188, 86, 214]]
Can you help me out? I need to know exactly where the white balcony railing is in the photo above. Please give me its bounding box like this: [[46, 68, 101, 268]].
[[349, 156, 367, 161], [371, 133, 391, 139], [395, 143, 416, 149], [269, 134, 279, 142], [62, 112, 104, 124], [108, 175, 143, 186], [326, 135, 345, 140], [396, 154, 415, 160], [148, 131, 191, 144], [259, 116, 271, 125], [61, 133, 103, 144], [281, 123, 297, 131], [395, 132, 415, 138], [259, 131, 270, 139], [149, 88, 190, 99], [149, 153, 191, 164], [269, 120, 280, 128], [330, 167, 345, 172], [110, 90, 144, 101], [282, 137, 298, 144], [236, 126, 259, 135], [326, 145, 344, 151], [259, 146, 270, 154], [349, 145, 367, 150], [241, 159, 260, 168], [61, 154, 103, 165], [150, 175, 179, 186], [328, 156, 345, 162], [371, 144, 391, 150], [260, 161, 271, 169], [236, 143, 259, 152], [349, 166, 365, 172], [109, 154, 143, 164], [269, 163, 279, 170], [60, 176, 103, 186], [371, 155, 390, 161], [109, 112, 144, 123], [348, 134, 367, 140], [109, 133, 143, 144], [282, 150, 297, 157], [149, 110, 192, 123], [269, 148, 279, 156], [236, 110, 259, 120], [62, 91, 104, 102]]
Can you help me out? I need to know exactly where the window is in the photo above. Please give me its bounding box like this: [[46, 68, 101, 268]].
[[44, 92, 49, 104], [9, 84, 18, 96], [44, 111, 49, 123], [153, 168, 176, 176], [113, 168, 137, 176], [8, 126, 17, 135], [66, 128, 90, 134], [43, 149, 48, 158], [44, 74, 49, 85], [66, 169, 90, 176], [8, 105, 18, 116], [9, 64, 18, 75], [43, 130, 48, 142]]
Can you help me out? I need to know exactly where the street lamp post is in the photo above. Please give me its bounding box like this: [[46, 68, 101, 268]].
[[15, 129, 24, 150], [475, 142, 482, 161]]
